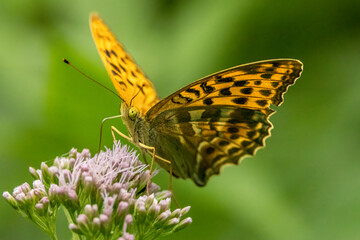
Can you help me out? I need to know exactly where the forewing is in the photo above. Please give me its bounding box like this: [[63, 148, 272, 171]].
[[146, 59, 302, 119], [90, 13, 159, 115]]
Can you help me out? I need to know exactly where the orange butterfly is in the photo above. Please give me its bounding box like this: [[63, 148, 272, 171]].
[[90, 13, 303, 186]]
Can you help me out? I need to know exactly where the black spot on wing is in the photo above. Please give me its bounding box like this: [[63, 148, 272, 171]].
[[271, 82, 279, 88], [219, 88, 232, 96], [171, 94, 193, 104], [110, 50, 118, 57], [259, 89, 272, 97], [241, 141, 251, 147], [186, 88, 201, 98], [117, 80, 127, 88], [272, 62, 280, 67], [256, 100, 268, 107], [120, 65, 126, 72], [247, 131, 256, 139], [200, 82, 214, 93], [215, 76, 234, 83], [233, 80, 248, 87], [228, 127, 239, 133], [206, 147, 215, 155], [203, 98, 214, 105], [104, 49, 111, 58], [240, 88, 253, 95], [232, 97, 248, 105], [126, 78, 134, 86], [228, 147, 241, 155], [111, 70, 119, 76], [230, 134, 240, 139], [110, 62, 121, 74]]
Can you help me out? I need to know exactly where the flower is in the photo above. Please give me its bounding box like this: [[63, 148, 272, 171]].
[[3, 141, 192, 239]]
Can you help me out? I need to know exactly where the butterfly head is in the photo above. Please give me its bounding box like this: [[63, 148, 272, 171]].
[[128, 107, 139, 120]]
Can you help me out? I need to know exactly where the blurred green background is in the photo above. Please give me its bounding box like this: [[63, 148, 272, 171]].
[[1, 0, 360, 239]]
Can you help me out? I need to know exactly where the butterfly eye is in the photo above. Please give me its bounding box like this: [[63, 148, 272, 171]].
[[128, 107, 138, 120]]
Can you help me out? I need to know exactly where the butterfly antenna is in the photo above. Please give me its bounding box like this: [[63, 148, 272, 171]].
[[130, 88, 141, 106], [63, 58, 121, 100]]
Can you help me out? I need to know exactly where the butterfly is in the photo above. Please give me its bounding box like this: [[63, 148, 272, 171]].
[[90, 13, 303, 186]]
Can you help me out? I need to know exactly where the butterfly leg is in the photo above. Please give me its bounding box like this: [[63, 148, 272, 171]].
[[137, 143, 173, 195], [111, 126, 149, 165], [98, 115, 123, 152], [110, 126, 133, 143], [111, 126, 178, 204]]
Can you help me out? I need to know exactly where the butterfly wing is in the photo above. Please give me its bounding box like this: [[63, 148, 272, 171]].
[[90, 13, 159, 115], [145, 59, 303, 186]]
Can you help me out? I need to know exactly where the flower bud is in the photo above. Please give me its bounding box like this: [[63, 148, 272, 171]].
[[3, 191, 19, 210], [68, 158, 76, 169], [148, 203, 160, 220], [48, 166, 59, 183], [66, 189, 80, 210], [170, 209, 181, 219], [115, 201, 129, 223], [119, 189, 131, 202], [92, 217, 101, 231], [158, 198, 171, 212], [41, 162, 51, 182], [14, 192, 28, 207], [80, 149, 91, 159], [83, 175, 95, 196], [35, 203, 46, 215], [155, 190, 172, 200], [154, 210, 171, 226], [103, 196, 115, 217], [77, 214, 90, 234], [12, 186, 23, 197], [99, 214, 111, 234], [174, 217, 192, 232], [144, 194, 155, 209], [147, 183, 160, 194], [48, 184, 59, 206], [69, 148, 78, 158], [84, 204, 99, 220], [165, 217, 180, 229], [122, 214, 133, 234], [33, 180, 44, 190], [119, 232, 135, 240], [180, 206, 191, 216], [124, 214, 132, 224], [61, 169, 72, 184], [21, 183, 31, 194], [29, 167, 40, 179], [69, 223, 82, 235]]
